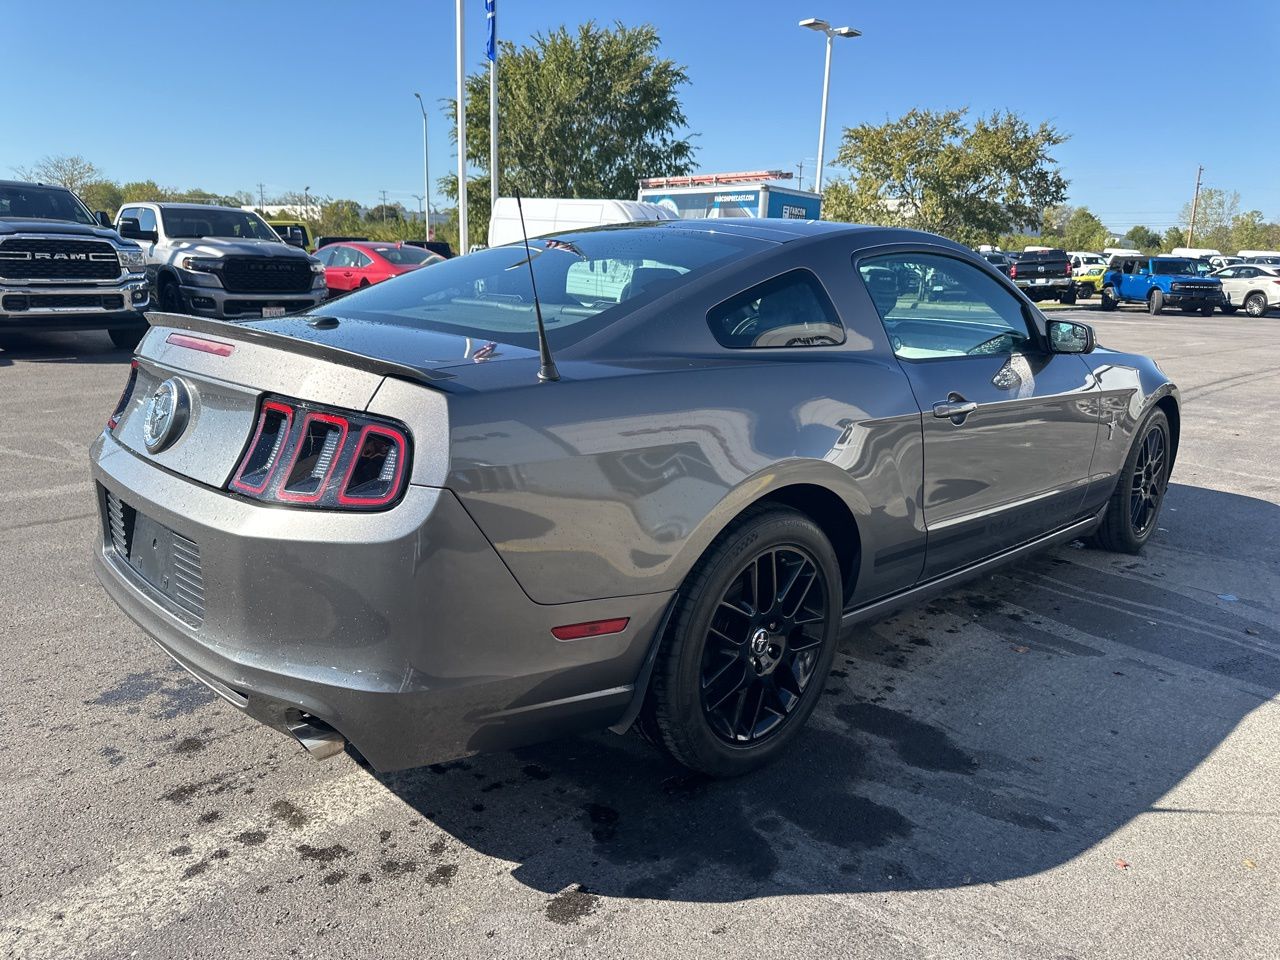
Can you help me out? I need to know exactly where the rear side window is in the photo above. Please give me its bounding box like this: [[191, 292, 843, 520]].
[[707, 269, 844, 349]]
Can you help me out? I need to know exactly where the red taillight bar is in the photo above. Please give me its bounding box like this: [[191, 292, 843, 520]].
[[165, 332, 236, 357], [107, 360, 139, 431], [551, 618, 630, 641], [229, 401, 294, 495], [274, 412, 349, 504], [335, 424, 409, 507]]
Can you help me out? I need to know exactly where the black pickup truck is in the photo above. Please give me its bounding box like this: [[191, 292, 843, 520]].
[[0, 180, 150, 348], [1009, 249, 1076, 304]]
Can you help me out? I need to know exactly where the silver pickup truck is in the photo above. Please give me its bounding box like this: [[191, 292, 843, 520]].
[[114, 202, 326, 320], [1, 179, 150, 348]]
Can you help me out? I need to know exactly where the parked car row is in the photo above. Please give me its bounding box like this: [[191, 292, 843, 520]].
[[0, 178, 450, 349]]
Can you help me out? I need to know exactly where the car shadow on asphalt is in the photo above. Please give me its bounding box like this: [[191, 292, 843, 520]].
[[0, 330, 132, 367], [375, 483, 1279, 901]]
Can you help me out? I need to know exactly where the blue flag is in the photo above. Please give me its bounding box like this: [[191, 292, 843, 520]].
[[485, 0, 496, 62]]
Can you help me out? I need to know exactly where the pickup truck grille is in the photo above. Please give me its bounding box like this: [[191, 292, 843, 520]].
[[220, 257, 313, 294], [3, 293, 125, 311], [0, 238, 121, 280]]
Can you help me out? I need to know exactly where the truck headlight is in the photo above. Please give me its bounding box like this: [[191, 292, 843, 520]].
[[311, 261, 327, 287], [179, 256, 224, 287], [118, 249, 147, 273]]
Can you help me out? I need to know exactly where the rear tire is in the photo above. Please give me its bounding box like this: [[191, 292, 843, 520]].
[[1100, 286, 1118, 311], [1090, 408, 1171, 554], [645, 506, 842, 777], [1199, 305, 1214, 317], [108, 327, 144, 351], [1147, 289, 1164, 315], [1077, 285, 1094, 300], [1245, 292, 1268, 317], [1060, 285, 1077, 305]]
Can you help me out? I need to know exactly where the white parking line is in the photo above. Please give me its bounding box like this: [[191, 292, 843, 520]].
[[0, 771, 394, 960]]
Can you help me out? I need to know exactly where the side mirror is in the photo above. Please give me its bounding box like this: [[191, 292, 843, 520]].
[[285, 227, 306, 247], [96, 211, 112, 228], [1047, 319, 1095, 354]]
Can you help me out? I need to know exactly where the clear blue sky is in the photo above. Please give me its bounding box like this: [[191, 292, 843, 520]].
[[5, 1, 1277, 232]]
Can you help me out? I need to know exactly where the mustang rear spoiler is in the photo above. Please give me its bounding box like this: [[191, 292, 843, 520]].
[[145, 311, 454, 385]]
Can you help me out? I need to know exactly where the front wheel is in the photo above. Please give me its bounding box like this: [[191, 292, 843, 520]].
[[1077, 285, 1094, 300], [1100, 286, 1118, 311], [1199, 305, 1215, 317], [1090, 408, 1171, 554], [644, 506, 842, 777], [1147, 289, 1164, 315], [1245, 292, 1268, 317], [1220, 304, 1239, 315]]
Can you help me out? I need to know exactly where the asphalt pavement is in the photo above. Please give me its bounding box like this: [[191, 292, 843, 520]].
[[1, 306, 1276, 960]]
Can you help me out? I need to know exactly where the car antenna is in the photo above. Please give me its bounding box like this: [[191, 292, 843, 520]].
[[515, 191, 560, 382]]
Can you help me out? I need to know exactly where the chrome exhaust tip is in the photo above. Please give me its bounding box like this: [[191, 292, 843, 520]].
[[289, 719, 346, 761]]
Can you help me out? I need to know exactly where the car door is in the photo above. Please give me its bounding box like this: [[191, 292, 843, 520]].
[[857, 250, 1099, 579], [1124, 259, 1153, 300], [1215, 267, 1241, 305], [327, 245, 359, 290]]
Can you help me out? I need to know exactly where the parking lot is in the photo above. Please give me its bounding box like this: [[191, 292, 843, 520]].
[[1, 308, 1276, 959]]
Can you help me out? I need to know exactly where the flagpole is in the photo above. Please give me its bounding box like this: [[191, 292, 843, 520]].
[[488, 0, 498, 213], [455, 0, 468, 253]]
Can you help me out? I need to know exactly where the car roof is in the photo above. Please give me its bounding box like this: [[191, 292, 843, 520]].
[[0, 179, 72, 189], [149, 202, 251, 212]]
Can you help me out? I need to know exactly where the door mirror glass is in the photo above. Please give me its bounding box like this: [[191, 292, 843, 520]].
[[1047, 319, 1094, 354]]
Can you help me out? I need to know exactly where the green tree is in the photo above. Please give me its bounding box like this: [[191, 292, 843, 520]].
[[1161, 226, 1185, 252], [1179, 187, 1239, 249], [1122, 225, 1162, 253], [827, 107, 1068, 246], [444, 20, 696, 243], [80, 179, 123, 217], [13, 154, 102, 195], [1063, 207, 1110, 251], [120, 180, 169, 203]]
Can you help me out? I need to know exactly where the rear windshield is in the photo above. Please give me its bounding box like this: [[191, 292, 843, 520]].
[[312, 227, 767, 349], [0, 183, 96, 225], [370, 245, 435, 265]]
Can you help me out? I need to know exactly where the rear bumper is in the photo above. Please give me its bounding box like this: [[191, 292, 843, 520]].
[[177, 283, 322, 319], [90, 431, 671, 771]]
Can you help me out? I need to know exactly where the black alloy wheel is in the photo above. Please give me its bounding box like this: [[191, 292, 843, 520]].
[[643, 506, 841, 777], [699, 546, 828, 744], [1128, 424, 1167, 538], [1091, 408, 1171, 554]]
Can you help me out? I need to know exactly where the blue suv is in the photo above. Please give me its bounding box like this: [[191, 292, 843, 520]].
[[1100, 255, 1224, 316]]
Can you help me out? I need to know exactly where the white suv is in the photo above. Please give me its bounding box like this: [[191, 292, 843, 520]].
[[1212, 264, 1280, 317]]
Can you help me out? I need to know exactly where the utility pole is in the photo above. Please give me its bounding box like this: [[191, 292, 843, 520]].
[[796, 161, 804, 192], [379, 190, 389, 222], [257, 182, 266, 209], [1186, 165, 1204, 246]]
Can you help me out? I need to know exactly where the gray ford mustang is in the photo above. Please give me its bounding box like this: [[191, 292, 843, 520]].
[[91, 219, 1179, 777]]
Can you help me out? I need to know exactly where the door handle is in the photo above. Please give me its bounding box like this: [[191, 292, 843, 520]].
[[933, 396, 978, 421]]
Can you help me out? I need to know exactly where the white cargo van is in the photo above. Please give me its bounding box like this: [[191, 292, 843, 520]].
[[487, 198, 674, 248]]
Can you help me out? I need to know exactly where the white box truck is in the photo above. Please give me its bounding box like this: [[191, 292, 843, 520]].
[[487, 198, 673, 248]]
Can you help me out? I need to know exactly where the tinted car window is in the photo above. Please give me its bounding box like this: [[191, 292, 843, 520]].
[[310, 227, 765, 350], [706, 270, 844, 349], [858, 253, 1033, 360]]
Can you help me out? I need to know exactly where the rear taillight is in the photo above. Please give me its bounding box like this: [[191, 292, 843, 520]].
[[1065, 263, 1072, 276], [107, 361, 139, 431], [229, 395, 411, 510], [1009, 263, 1017, 278]]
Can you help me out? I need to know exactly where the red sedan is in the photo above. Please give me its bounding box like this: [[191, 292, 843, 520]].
[[316, 241, 443, 296]]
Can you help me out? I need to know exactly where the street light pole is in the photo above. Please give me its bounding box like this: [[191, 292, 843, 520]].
[[799, 18, 861, 195], [414, 92, 431, 241], [455, 0, 468, 253]]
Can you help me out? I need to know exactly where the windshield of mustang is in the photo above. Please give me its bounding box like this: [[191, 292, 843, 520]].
[[309, 227, 768, 348]]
